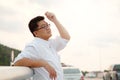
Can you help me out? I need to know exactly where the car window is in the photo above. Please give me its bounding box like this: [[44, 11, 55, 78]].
[[63, 68, 80, 74], [113, 65, 120, 71]]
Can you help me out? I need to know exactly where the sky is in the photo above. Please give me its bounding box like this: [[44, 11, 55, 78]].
[[0, 0, 120, 71]]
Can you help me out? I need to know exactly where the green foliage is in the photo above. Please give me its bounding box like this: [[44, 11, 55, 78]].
[[0, 43, 21, 66], [82, 71, 89, 76]]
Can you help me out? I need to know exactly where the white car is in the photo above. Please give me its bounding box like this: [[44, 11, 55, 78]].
[[85, 72, 96, 78], [63, 67, 84, 80]]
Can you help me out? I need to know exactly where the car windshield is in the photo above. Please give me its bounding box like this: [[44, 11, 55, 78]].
[[63, 68, 80, 74], [114, 65, 120, 71]]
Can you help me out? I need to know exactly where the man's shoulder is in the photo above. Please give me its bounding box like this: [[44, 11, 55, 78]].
[[25, 40, 37, 48]]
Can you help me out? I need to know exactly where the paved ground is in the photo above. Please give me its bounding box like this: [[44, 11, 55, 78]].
[[85, 77, 102, 80]]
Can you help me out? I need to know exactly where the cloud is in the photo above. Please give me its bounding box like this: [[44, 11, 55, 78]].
[[91, 34, 120, 48], [0, 5, 25, 33], [0, 5, 17, 16], [0, 19, 23, 33], [29, 0, 61, 7]]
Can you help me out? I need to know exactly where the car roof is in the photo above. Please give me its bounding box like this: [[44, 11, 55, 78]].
[[62, 67, 81, 71], [62, 67, 83, 75], [62, 67, 80, 69]]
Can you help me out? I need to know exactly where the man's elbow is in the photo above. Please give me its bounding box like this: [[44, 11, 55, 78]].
[[67, 36, 71, 40], [13, 58, 27, 66], [64, 36, 71, 41], [13, 61, 22, 66]]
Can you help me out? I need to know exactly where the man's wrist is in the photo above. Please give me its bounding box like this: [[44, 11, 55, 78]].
[[43, 63, 49, 69]]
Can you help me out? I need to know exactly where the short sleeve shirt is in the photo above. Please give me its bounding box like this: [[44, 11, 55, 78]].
[[14, 36, 68, 80]]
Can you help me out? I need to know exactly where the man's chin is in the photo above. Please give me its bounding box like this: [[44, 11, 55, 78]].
[[47, 34, 52, 38], [49, 34, 52, 37]]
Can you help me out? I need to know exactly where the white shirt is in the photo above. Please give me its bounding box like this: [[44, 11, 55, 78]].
[[14, 36, 68, 80]]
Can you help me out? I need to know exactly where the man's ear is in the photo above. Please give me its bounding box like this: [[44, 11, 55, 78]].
[[33, 31, 37, 37]]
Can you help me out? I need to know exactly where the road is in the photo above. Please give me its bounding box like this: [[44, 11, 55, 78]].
[[85, 77, 102, 80]]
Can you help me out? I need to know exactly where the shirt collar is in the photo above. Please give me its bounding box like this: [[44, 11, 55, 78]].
[[34, 37, 50, 45]]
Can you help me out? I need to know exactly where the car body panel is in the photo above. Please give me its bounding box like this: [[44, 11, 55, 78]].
[[63, 67, 84, 80], [103, 64, 120, 80]]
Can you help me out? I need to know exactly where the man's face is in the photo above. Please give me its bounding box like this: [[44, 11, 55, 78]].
[[33, 20, 52, 40]]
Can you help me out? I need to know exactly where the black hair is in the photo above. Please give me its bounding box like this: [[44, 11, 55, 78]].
[[28, 16, 44, 36]]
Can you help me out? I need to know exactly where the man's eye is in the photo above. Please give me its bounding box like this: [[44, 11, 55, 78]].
[[42, 26, 45, 28]]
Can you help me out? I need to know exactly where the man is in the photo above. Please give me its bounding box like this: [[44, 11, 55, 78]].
[[14, 11, 70, 80]]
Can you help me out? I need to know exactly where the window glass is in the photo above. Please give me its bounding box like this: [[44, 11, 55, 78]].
[[63, 68, 80, 74]]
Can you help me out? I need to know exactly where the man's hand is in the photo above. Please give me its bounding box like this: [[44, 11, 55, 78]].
[[45, 11, 57, 22], [45, 11, 70, 40], [44, 63, 57, 80]]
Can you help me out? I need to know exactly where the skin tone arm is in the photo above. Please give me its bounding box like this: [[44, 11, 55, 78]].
[[45, 12, 71, 40], [14, 58, 57, 80]]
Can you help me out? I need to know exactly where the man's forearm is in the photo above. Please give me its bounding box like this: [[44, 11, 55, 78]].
[[53, 19, 70, 40], [14, 58, 57, 79], [14, 58, 48, 68]]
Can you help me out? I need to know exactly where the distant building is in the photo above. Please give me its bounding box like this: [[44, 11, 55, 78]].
[[61, 63, 73, 67], [61, 63, 67, 67]]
